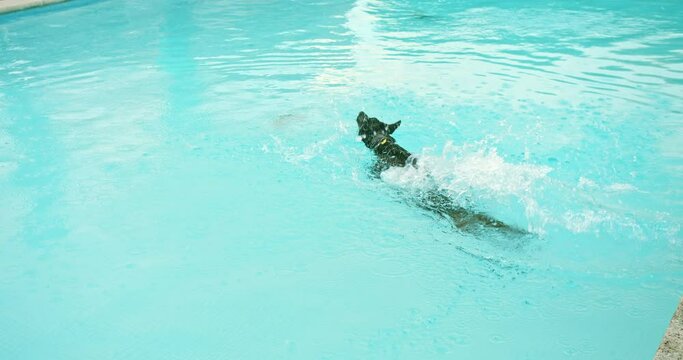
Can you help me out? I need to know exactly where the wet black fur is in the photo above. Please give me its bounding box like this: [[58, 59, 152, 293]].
[[356, 111, 526, 235]]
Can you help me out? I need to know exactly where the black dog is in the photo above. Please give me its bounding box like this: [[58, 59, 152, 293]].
[[356, 111, 525, 234], [356, 111, 414, 169]]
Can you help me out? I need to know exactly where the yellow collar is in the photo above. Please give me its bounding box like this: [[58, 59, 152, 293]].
[[372, 136, 391, 149]]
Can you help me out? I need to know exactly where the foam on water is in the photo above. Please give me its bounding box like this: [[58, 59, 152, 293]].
[[379, 141, 550, 231], [382, 141, 551, 198], [376, 139, 679, 243]]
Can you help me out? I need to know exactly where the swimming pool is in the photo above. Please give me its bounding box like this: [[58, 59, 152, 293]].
[[0, 0, 681, 358]]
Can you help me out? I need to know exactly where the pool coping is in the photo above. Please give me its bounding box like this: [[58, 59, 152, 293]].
[[655, 297, 683, 359], [0, 0, 67, 14]]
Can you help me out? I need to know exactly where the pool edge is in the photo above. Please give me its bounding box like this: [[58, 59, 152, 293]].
[[655, 297, 683, 360], [0, 0, 68, 14]]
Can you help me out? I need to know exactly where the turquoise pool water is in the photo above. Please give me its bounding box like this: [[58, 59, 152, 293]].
[[1, 0, 682, 358]]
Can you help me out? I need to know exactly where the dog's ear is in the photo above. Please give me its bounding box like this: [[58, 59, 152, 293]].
[[357, 111, 369, 123], [386, 120, 401, 134]]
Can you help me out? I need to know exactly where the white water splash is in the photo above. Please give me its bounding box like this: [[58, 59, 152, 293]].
[[578, 176, 638, 192], [379, 141, 553, 232], [563, 209, 611, 233], [266, 135, 669, 238], [381, 141, 552, 201]]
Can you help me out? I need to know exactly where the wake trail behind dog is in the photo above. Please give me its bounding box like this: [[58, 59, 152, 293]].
[[380, 141, 552, 234], [379, 140, 665, 240]]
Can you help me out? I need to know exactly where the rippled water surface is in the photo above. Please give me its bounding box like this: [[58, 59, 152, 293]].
[[1, 0, 682, 358]]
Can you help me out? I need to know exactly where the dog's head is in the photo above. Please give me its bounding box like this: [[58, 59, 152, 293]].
[[356, 111, 401, 149]]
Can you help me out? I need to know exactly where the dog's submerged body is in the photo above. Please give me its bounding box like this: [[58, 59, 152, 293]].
[[356, 111, 526, 235]]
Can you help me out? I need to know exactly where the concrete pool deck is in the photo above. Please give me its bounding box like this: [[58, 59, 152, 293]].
[[0, 0, 66, 14], [655, 297, 683, 359]]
